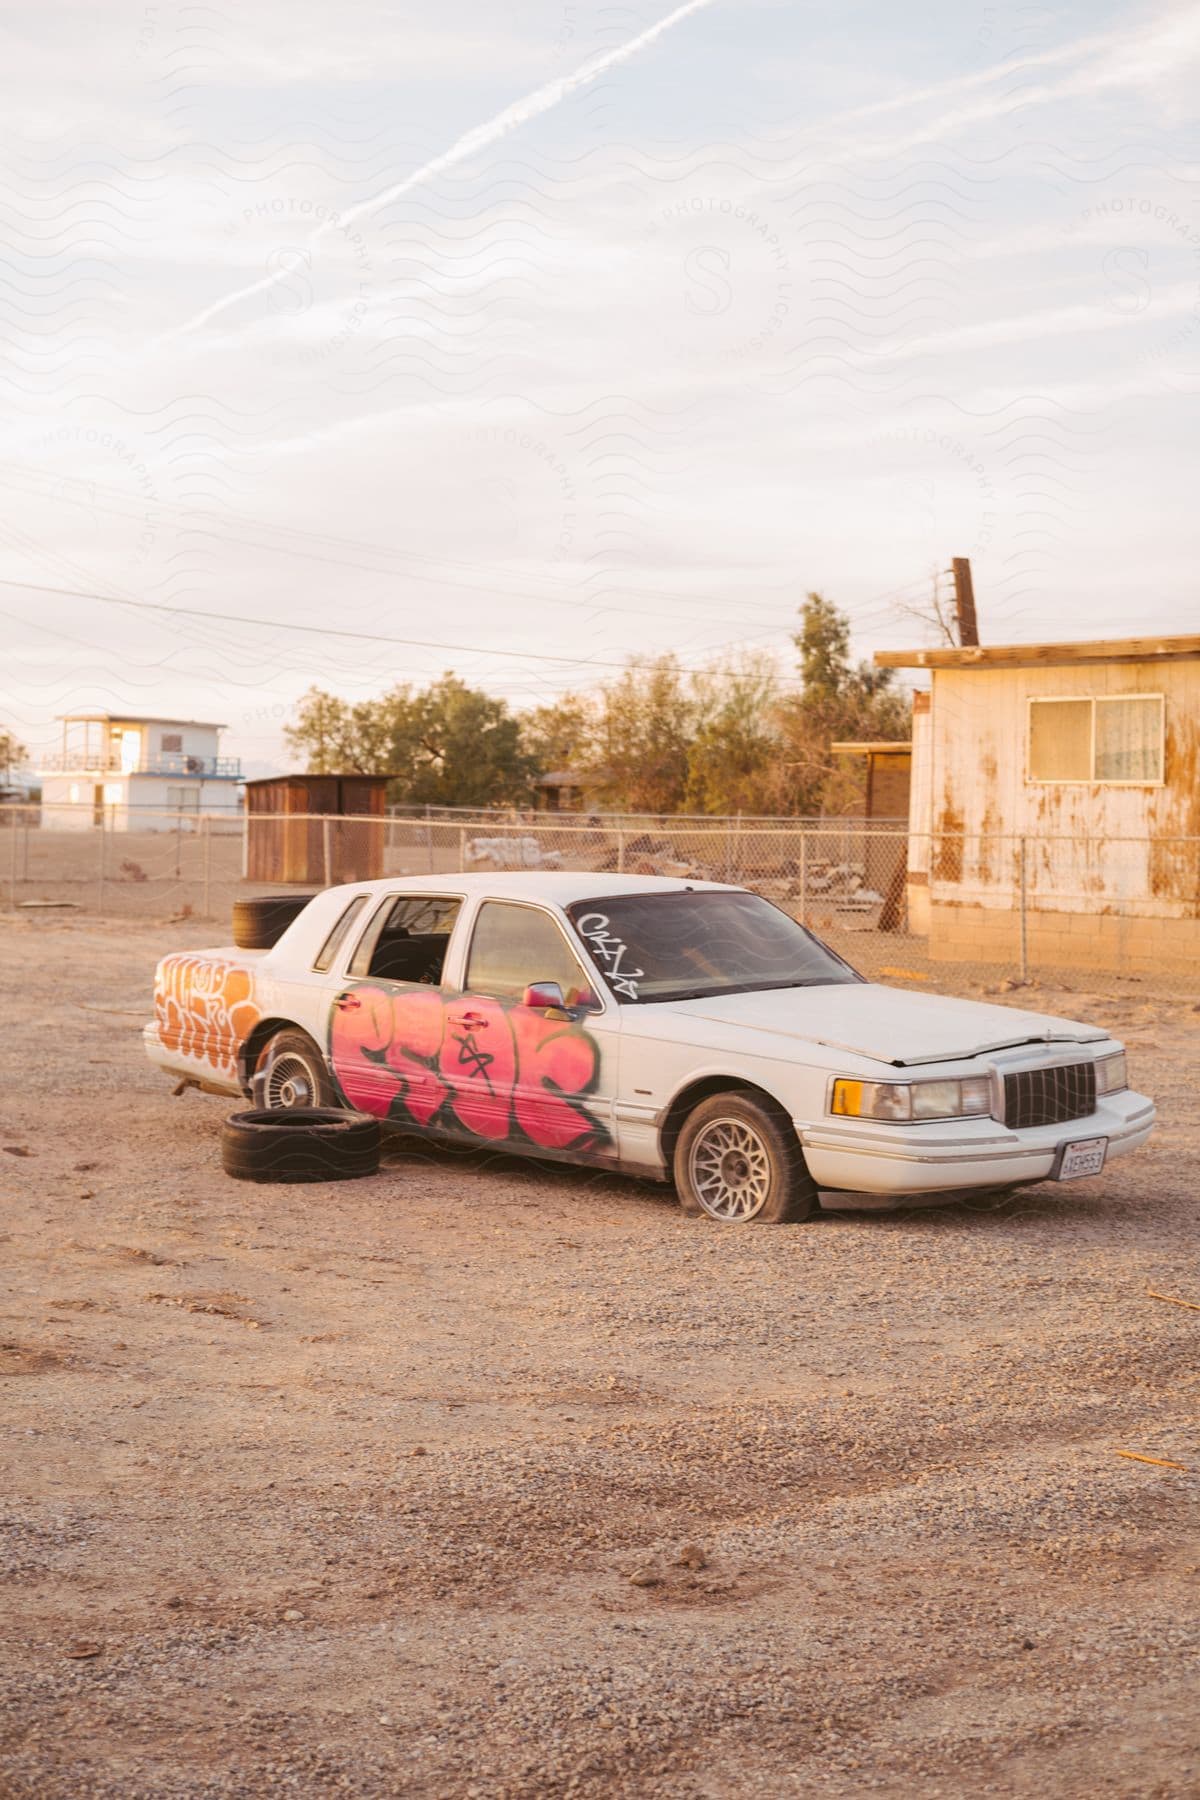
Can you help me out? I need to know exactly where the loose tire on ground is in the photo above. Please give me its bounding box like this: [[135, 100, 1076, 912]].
[[231, 894, 317, 951], [253, 1028, 337, 1110], [673, 1091, 818, 1223], [221, 1108, 381, 1184]]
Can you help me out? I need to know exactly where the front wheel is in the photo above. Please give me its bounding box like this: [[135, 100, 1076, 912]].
[[254, 1028, 337, 1110], [673, 1092, 818, 1223]]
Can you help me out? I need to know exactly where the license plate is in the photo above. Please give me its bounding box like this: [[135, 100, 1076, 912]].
[[1056, 1136, 1108, 1181]]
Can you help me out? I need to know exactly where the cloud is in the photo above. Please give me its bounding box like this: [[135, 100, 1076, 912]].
[[162, 0, 721, 341], [3, 0, 1199, 768]]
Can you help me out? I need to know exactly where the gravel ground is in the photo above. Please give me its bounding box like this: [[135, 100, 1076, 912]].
[[2, 915, 1198, 1798]]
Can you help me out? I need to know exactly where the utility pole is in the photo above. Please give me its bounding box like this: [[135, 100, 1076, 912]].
[[951, 557, 979, 646]]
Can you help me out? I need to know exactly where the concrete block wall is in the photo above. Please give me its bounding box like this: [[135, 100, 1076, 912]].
[[927, 903, 1200, 974]]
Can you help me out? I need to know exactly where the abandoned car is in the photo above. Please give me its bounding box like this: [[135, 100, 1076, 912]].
[[145, 873, 1155, 1221]]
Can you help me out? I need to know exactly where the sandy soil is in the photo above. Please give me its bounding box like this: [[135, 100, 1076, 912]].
[[2, 915, 1198, 1798]]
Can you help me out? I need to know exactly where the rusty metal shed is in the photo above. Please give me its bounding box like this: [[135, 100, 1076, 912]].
[[244, 774, 390, 885]]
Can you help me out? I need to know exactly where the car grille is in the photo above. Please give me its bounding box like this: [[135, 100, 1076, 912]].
[[1003, 1063, 1096, 1129]]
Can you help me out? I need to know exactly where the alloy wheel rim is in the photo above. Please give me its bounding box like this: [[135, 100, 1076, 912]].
[[689, 1117, 772, 1221]]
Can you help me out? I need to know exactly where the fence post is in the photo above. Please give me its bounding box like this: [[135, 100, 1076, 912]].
[[1018, 835, 1029, 981], [98, 807, 106, 913], [8, 809, 17, 909], [322, 816, 332, 887], [458, 824, 466, 870], [798, 829, 807, 927], [617, 829, 625, 873], [174, 809, 184, 879], [201, 815, 212, 918]]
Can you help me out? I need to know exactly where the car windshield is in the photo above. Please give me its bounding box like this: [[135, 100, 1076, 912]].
[[566, 890, 861, 1004]]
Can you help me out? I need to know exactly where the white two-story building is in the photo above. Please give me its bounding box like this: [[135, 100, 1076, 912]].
[[37, 712, 242, 829]]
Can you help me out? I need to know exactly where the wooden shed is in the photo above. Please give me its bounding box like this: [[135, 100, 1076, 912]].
[[829, 740, 913, 820], [244, 774, 390, 885]]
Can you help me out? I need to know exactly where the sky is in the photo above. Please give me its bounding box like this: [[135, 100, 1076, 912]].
[[2, 0, 1198, 776]]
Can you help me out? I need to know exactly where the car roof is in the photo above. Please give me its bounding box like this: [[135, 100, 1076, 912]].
[[327, 871, 740, 905]]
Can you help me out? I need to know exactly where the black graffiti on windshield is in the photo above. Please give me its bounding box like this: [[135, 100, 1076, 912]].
[[575, 911, 643, 1000]]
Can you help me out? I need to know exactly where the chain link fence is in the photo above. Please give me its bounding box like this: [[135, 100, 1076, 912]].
[[4, 803, 1198, 1000], [406, 802, 895, 832]]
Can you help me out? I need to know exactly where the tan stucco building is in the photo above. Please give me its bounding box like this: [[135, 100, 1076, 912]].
[[876, 633, 1200, 971]]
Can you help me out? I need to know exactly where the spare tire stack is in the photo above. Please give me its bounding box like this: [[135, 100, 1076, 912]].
[[221, 1108, 381, 1183], [231, 894, 317, 950], [221, 892, 383, 1184]]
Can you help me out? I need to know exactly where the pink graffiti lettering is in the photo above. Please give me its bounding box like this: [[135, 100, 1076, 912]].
[[329, 985, 605, 1151]]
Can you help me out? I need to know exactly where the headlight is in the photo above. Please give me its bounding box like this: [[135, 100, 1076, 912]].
[[1095, 1051, 1127, 1096], [830, 1075, 992, 1123]]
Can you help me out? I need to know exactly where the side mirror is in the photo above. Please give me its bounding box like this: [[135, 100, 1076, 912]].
[[521, 981, 598, 1017], [522, 981, 569, 1012]]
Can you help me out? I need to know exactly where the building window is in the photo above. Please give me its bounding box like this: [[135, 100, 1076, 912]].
[[103, 782, 123, 805], [161, 732, 183, 753], [167, 786, 201, 812], [1028, 695, 1164, 785]]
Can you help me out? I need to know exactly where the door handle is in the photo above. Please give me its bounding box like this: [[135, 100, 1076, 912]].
[[334, 994, 362, 1011], [449, 1011, 489, 1029]]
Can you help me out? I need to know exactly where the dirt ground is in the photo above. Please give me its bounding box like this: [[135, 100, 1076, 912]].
[[2, 915, 1198, 1799]]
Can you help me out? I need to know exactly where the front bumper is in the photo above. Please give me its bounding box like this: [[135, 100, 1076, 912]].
[[798, 1089, 1155, 1196]]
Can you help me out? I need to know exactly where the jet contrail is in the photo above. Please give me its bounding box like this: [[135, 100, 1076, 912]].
[[166, 0, 719, 342]]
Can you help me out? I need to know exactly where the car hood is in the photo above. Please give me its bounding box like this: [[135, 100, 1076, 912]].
[[662, 982, 1108, 1068]]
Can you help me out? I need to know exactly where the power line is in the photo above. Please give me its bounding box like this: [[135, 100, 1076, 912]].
[[0, 577, 649, 672], [0, 463, 809, 631], [0, 575, 795, 678], [0, 464, 937, 636]]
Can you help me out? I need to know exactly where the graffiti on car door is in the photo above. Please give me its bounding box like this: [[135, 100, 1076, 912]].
[[329, 985, 610, 1153]]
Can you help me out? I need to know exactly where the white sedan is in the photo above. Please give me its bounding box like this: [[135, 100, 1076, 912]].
[[145, 873, 1156, 1222]]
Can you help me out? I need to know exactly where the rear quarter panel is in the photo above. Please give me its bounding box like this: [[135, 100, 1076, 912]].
[[149, 892, 352, 1090], [152, 949, 264, 1088]]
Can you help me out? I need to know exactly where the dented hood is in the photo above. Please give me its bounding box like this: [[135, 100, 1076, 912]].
[[666, 982, 1108, 1068]]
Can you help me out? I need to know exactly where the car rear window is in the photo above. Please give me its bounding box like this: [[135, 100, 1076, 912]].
[[348, 895, 462, 984], [566, 890, 860, 1004], [312, 895, 370, 973]]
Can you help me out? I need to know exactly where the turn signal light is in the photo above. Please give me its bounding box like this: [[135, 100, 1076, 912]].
[[830, 1076, 993, 1123]]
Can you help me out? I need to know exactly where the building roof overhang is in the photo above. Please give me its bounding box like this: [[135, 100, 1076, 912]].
[[242, 773, 393, 786], [55, 713, 228, 728], [875, 634, 1200, 671], [830, 740, 912, 755]]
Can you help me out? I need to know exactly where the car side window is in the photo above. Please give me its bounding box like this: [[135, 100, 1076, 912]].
[[465, 902, 597, 1006], [348, 896, 462, 985], [312, 895, 370, 973]]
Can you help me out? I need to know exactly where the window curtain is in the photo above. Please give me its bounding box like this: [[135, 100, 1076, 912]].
[[1095, 697, 1163, 782]]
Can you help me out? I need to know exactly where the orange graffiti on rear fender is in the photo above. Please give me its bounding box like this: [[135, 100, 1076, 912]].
[[155, 954, 260, 1080]]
